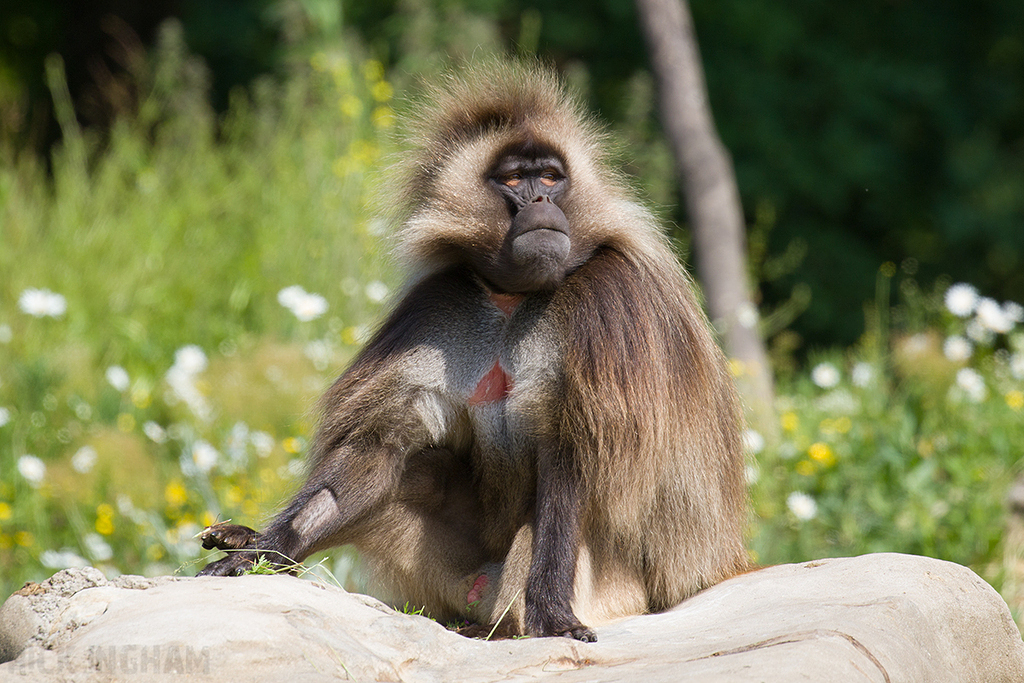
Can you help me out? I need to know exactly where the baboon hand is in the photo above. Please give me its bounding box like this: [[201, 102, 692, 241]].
[[197, 522, 261, 576], [199, 522, 257, 551]]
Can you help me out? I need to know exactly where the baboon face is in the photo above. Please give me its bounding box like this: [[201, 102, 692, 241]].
[[470, 144, 579, 293]]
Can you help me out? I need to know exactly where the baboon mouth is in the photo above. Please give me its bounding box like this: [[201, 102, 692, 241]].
[[511, 228, 571, 263]]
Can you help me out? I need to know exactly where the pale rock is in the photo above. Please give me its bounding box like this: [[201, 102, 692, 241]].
[[1, 554, 1022, 681]]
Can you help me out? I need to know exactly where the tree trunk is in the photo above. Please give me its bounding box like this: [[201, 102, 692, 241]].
[[635, 0, 776, 436]]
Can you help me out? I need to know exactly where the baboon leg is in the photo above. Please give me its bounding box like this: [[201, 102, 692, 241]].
[[357, 448, 493, 621]]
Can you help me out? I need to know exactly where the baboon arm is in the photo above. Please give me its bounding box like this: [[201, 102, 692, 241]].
[[524, 443, 597, 642], [197, 440, 407, 576]]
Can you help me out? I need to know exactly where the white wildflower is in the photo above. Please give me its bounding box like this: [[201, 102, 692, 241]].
[[292, 293, 328, 322], [735, 302, 760, 329], [116, 494, 147, 524], [17, 455, 46, 487], [1005, 301, 1024, 324], [277, 285, 306, 309], [976, 297, 1013, 334], [955, 368, 986, 403], [71, 446, 97, 473], [851, 362, 874, 388], [966, 319, 994, 345], [173, 346, 207, 375], [744, 464, 759, 485], [365, 281, 389, 303], [0, 407, 10, 428], [18, 288, 67, 318], [944, 283, 978, 318], [942, 336, 973, 363], [143, 421, 167, 443], [191, 441, 219, 473], [815, 388, 860, 415], [41, 549, 89, 569], [278, 285, 328, 322], [787, 491, 818, 521], [250, 430, 275, 457], [166, 346, 210, 421], [83, 533, 113, 561], [741, 429, 765, 455], [286, 458, 305, 479], [105, 366, 130, 392], [811, 362, 840, 389], [0, 324, 11, 343], [1012, 353, 1024, 380]]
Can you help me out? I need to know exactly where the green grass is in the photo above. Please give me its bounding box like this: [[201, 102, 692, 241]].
[[0, 30, 393, 599], [749, 271, 1024, 626], [1, 29, 1022, 633]]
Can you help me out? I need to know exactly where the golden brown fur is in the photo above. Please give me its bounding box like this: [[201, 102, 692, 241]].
[[198, 59, 747, 640]]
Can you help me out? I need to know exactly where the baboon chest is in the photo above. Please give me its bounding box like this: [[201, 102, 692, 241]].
[[452, 290, 557, 460]]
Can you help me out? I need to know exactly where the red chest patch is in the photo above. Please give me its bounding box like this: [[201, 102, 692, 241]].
[[489, 292, 524, 317], [469, 360, 512, 405]]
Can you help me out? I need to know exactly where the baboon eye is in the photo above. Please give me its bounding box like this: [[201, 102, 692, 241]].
[[503, 173, 522, 187], [540, 171, 558, 187]]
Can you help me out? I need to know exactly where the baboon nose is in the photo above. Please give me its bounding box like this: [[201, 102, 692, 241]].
[[531, 195, 552, 203]]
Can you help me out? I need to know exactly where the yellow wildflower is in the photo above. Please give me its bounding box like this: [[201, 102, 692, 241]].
[[795, 460, 816, 476], [15, 531, 34, 547], [131, 388, 151, 409], [165, 480, 188, 507], [808, 442, 835, 466], [0, 502, 11, 521], [781, 411, 799, 433], [371, 80, 393, 103], [339, 95, 363, 119], [372, 106, 395, 129], [96, 503, 115, 536], [362, 59, 385, 82], [1006, 390, 1024, 411], [226, 485, 243, 507]]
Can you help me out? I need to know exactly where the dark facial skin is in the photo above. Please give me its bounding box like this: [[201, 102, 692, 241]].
[[479, 153, 574, 293]]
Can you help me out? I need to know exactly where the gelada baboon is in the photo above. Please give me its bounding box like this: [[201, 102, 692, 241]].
[[198, 60, 748, 642]]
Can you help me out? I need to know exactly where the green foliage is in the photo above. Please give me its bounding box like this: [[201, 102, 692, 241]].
[[751, 270, 1024, 621], [0, 28, 392, 599]]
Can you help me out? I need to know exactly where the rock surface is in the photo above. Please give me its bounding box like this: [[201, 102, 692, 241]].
[[1, 553, 1022, 681]]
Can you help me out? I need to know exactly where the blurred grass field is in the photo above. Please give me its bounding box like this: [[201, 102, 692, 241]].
[[1, 27, 1023, 629]]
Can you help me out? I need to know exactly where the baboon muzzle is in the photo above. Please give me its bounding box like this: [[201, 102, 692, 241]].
[[509, 195, 571, 273]]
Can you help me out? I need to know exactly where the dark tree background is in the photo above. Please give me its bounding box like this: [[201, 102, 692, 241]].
[[3, 0, 1023, 350]]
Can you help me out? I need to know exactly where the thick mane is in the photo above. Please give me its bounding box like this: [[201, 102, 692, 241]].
[[399, 59, 604, 206], [392, 60, 667, 284]]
